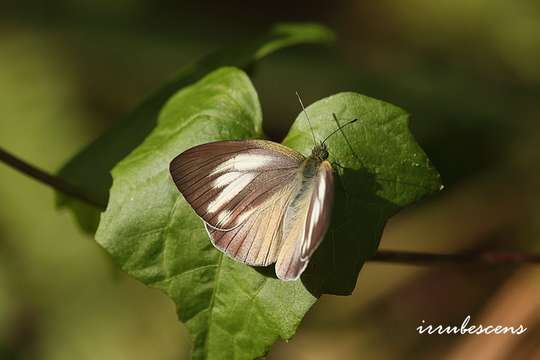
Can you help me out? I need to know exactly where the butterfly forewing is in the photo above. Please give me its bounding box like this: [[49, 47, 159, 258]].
[[275, 160, 334, 280], [169, 140, 303, 231]]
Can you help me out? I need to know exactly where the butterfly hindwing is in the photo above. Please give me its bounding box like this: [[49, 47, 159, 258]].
[[205, 181, 298, 266]]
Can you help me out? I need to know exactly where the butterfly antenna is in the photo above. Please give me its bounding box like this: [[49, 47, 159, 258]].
[[296, 91, 318, 145], [322, 114, 357, 144]]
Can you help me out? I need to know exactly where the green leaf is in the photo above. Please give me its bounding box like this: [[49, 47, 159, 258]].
[[96, 67, 317, 360], [56, 22, 335, 233], [282, 93, 442, 294], [97, 66, 441, 359]]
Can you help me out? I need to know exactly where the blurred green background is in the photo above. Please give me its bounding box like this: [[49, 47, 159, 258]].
[[1, 1, 539, 359]]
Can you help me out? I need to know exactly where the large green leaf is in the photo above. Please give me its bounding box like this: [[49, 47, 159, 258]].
[[96, 67, 441, 359], [282, 93, 442, 294], [96, 68, 317, 360], [56, 23, 335, 233]]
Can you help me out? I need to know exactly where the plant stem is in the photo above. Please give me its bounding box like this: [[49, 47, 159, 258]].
[[1, 146, 539, 266], [370, 250, 540, 265], [0, 146, 106, 210]]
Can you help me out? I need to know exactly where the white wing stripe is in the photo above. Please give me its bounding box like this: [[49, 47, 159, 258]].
[[210, 153, 275, 175], [206, 173, 256, 214], [217, 210, 232, 226], [303, 199, 320, 257], [318, 174, 327, 199], [302, 168, 329, 259], [212, 171, 243, 188]]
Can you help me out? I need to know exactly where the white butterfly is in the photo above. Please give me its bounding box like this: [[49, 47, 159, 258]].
[[170, 97, 356, 280]]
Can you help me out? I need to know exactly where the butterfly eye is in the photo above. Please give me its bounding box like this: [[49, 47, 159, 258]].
[[321, 147, 329, 160]]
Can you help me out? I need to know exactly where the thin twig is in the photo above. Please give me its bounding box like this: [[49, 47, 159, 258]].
[[370, 250, 540, 265], [0, 147, 105, 210], [2, 146, 540, 266]]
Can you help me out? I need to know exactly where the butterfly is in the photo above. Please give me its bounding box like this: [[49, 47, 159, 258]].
[[169, 95, 356, 280]]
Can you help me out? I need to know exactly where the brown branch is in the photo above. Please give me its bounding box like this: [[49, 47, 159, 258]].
[[0, 146, 106, 210], [370, 250, 540, 265], [2, 146, 540, 266]]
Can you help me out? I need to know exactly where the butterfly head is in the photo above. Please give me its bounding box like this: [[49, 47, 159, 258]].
[[295, 92, 357, 163], [311, 142, 329, 161]]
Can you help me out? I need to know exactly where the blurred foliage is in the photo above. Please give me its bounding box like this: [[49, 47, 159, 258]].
[[0, 31, 188, 359], [1, 0, 539, 359]]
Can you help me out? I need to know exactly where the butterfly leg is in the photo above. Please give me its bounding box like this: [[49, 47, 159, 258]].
[[330, 161, 348, 192], [329, 161, 353, 230]]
